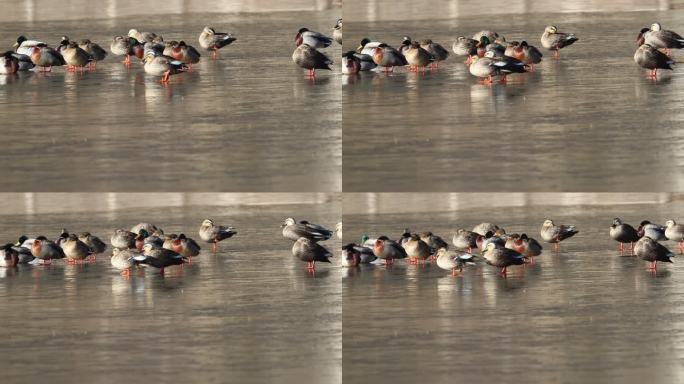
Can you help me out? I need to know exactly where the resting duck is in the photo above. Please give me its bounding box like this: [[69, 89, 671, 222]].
[[342, 51, 361, 75], [452, 229, 482, 253], [420, 39, 449, 66], [131, 223, 163, 236], [483, 243, 525, 277], [111, 229, 136, 249], [372, 236, 407, 266], [609, 218, 640, 255], [281, 217, 332, 242], [110, 248, 140, 276], [143, 51, 188, 83], [294, 27, 332, 49], [472, 222, 501, 236], [62, 234, 94, 263], [371, 43, 408, 72], [135, 243, 187, 275], [635, 236, 674, 271], [171, 234, 201, 259], [292, 237, 332, 271], [0, 244, 19, 267], [62, 41, 92, 72], [199, 219, 237, 252], [420, 232, 448, 254], [0, 51, 19, 74], [29, 46, 66, 72], [540, 219, 578, 251], [292, 44, 332, 78], [435, 248, 476, 276], [129, 29, 162, 44], [110, 36, 143, 65], [31, 236, 66, 264], [469, 51, 526, 84], [199, 26, 236, 58], [13, 35, 45, 56], [634, 43, 674, 79], [637, 220, 667, 241], [341, 243, 376, 266], [164, 41, 201, 70], [333, 19, 342, 45], [665, 219, 684, 251], [541, 25, 578, 58], [636, 23, 684, 57], [78, 39, 107, 67], [356, 38, 382, 55], [79, 232, 106, 254], [507, 234, 543, 263], [510, 41, 543, 69], [404, 234, 431, 264], [12, 236, 35, 263], [452, 36, 478, 64], [404, 41, 433, 72]]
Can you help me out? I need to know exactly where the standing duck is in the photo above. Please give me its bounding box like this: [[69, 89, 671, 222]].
[[435, 248, 476, 276], [516, 234, 543, 263], [281, 217, 332, 242], [342, 51, 361, 75], [332, 19, 342, 45], [665, 219, 684, 251], [13, 36, 45, 56], [483, 243, 525, 277], [79, 232, 106, 254], [135, 243, 186, 276], [292, 237, 332, 271], [609, 218, 640, 255], [511, 41, 543, 69], [110, 36, 143, 65], [170, 234, 201, 260], [452, 229, 482, 253], [164, 41, 201, 70], [111, 229, 136, 249], [143, 51, 188, 83], [110, 248, 140, 277], [420, 231, 448, 254], [398, 36, 412, 55], [452, 36, 478, 64], [404, 234, 432, 264], [371, 43, 408, 72], [373, 236, 408, 266], [62, 41, 92, 73], [404, 41, 433, 73], [635, 236, 674, 271], [637, 220, 667, 241], [541, 25, 578, 58], [420, 39, 449, 66], [199, 27, 236, 58], [31, 236, 66, 264], [540, 219, 578, 251], [294, 27, 332, 49], [29, 46, 66, 72], [62, 234, 94, 263], [78, 39, 107, 67], [634, 43, 675, 78], [637, 23, 684, 57], [199, 219, 237, 252], [0, 244, 19, 267], [0, 51, 19, 74], [292, 44, 332, 78]]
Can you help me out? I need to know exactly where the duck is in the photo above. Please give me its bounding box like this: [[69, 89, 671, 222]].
[[482, 242, 525, 277], [512, 234, 543, 263], [56, 36, 70, 54], [664, 219, 684, 251], [13, 35, 46, 56], [78, 232, 106, 254], [31, 236, 66, 264], [199, 26, 236, 58], [420, 231, 448, 253], [62, 41, 92, 72], [62, 234, 94, 263], [110, 36, 143, 65], [342, 51, 361, 75], [473, 30, 500, 42], [11, 236, 35, 263], [295, 27, 332, 49], [472, 222, 501, 236], [634, 43, 675, 78], [609, 218, 640, 255], [635, 236, 674, 271], [420, 39, 449, 66], [0, 244, 19, 267], [292, 237, 332, 271], [78, 39, 107, 67], [404, 234, 432, 264], [351, 51, 377, 71], [452, 36, 478, 64], [164, 41, 201, 70], [110, 248, 140, 276], [480, 230, 507, 251], [7, 51, 34, 71], [452, 229, 482, 253], [356, 38, 383, 55], [54, 228, 69, 247], [540, 219, 578, 251], [135, 243, 187, 275], [510, 41, 543, 69], [131, 223, 163, 236], [404, 41, 433, 73], [292, 44, 332, 78], [111, 229, 136, 249], [398, 36, 412, 55], [141, 231, 164, 249], [346, 242, 377, 264], [281, 217, 332, 242], [637, 23, 684, 57], [333, 19, 342, 45], [398, 228, 412, 247], [372, 236, 407, 266], [128, 29, 162, 44], [170, 233, 201, 259], [199, 219, 237, 252], [637, 220, 667, 241], [371, 43, 408, 72], [541, 25, 578, 58], [143, 51, 188, 83], [0, 51, 19, 74], [341, 243, 361, 267], [435, 247, 476, 276], [29, 46, 66, 72]]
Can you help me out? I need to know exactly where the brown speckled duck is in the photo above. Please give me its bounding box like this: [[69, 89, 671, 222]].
[[541, 25, 578, 58], [292, 44, 332, 78], [292, 237, 332, 271], [540, 219, 578, 251]]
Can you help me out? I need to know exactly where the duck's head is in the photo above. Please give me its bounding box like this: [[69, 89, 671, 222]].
[[281, 217, 296, 228], [665, 219, 676, 227], [59, 229, 69, 239], [477, 36, 490, 47], [203, 26, 215, 35], [485, 242, 497, 251], [650, 23, 662, 32], [334, 19, 342, 29], [13, 35, 27, 49], [137, 229, 150, 239], [361, 235, 370, 243], [128, 29, 140, 39], [142, 243, 154, 252], [544, 26, 558, 34], [401, 36, 412, 45], [15, 235, 28, 246], [434, 247, 447, 257], [202, 219, 215, 227], [612, 218, 623, 226], [542, 219, 554, 227]]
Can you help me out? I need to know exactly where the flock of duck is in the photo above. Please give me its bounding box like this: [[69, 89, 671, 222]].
[[333, 22, 683, 82], [342, 218, 684, 277], [1, 26, 236, 83]]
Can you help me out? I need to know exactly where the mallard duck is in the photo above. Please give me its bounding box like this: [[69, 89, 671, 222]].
[[420, 39, 449, 66], [371, 43, 408, 72], [372, 236, 407, 266], [62, 42, 92, 73], [198, 26, 236, 58], [110, 248, 140, 276], [170, 234, 201, 259], [78, 39, 107, 67], [635, 236, 674, 271], [540, 219, 578, 251], [452, 36, 478, 64], [0, 51, 19, 74], [404, 234, 431, 264], [665, 219, 684, 251], [128, 29, 162, 44], [11, 236, 34, 263], [483, 242, 525, 276], [111, 229, 136, 249], [143, 51, 188, 83], [341, 243, 361, 267], [135, 243, 186, 275], [31, 236, 66, 264], [292, 237, 332, 271], [13, 35, 45, 56], [473, 30, 500, 42], [509, 41, 543, 69], [435, 247, 476, 276], [637, 23, 684, 57], [404, 41, 433, 72], [509, 234, 543, 263], [541, 25, 578, 58], [199, 219, 237, 252], [452, 229, 482, 252], [295, 27, 332, 49], [281, 217, 332, 242], [0, 244, 18, 267], [63, 234, 94, 263], [637, 220, 667, 241], [79, 232, 106, 253], [29, 46, 66, 72], [634, 43, 674, 78], [351, 51, 377, 71], [292, 44, 332, 78], [164, 41, 201, 70], [356, 38, 382, 55], [342, 51, 361, 74], [420, 231, 448, 253], [110, 36, 143, 65], [333, 19, 342, 45], [610, 218, 640, 255]]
